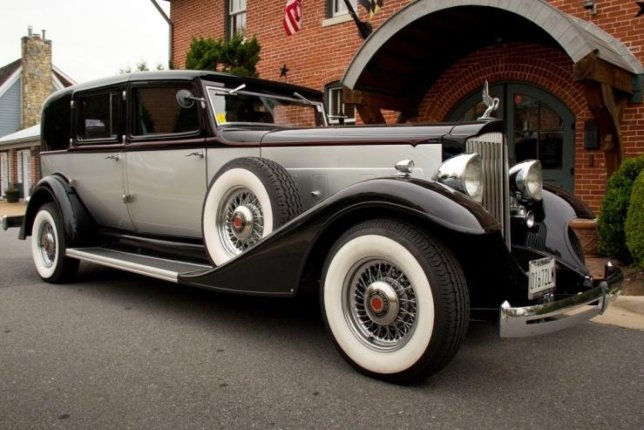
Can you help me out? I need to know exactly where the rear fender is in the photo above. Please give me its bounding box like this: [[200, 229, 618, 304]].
[[20, 175, 95, 246]]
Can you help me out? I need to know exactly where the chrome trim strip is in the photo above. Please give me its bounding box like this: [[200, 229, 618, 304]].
[[499, 269, 623, 338], [66, 248, 210, 283]]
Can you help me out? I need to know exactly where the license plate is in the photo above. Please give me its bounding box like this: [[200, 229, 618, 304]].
[[528, 257, 556, 299]]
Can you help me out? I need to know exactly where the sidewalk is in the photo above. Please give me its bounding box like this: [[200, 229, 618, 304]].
[[1, 198, 642, 330], [592, 296, 644, 330], [0, 199, 27, 217]]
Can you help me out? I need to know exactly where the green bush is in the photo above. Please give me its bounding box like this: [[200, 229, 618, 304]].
[[598, 155, 644, 263], [185, 34, 260, 78], [625, 170, 644, 268]]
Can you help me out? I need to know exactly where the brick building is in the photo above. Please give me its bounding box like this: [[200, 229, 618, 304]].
[[0, 28, 74, 199], [166, 0, 644, 211], [164, 0, 644, 211]]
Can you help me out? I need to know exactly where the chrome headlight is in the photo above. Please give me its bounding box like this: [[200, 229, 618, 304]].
[[435, 153, 483, 202], [509, 160, 543, 201]]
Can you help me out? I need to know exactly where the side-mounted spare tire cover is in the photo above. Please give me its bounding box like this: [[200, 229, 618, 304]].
[[202, 157, 303, 266]]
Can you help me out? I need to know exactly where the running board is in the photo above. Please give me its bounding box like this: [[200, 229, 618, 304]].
[[66, 247, 212, 283]]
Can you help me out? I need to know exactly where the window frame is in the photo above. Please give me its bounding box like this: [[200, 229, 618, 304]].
[[227, 0, 247, 40], [73, 88, 123, 145], [127, 81, 204, 143], [327, 0, 357, 18], [325, 82, 356, 125]]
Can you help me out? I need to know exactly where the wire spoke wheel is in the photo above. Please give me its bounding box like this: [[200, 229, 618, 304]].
[[37, 221, 57, 268], [203, 157, 302, 266], [218, 187, 265, 256], [322, 218, 469, 383], [344, 259, 417, 351]]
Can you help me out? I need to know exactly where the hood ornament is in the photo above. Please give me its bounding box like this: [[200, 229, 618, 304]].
[[478, 81, 500, 120]]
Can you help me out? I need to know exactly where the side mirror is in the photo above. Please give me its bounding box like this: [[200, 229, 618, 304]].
[[176, 89, 196, 109]]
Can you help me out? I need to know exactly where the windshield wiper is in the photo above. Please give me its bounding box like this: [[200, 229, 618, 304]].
[[211, 83, 247, 96]]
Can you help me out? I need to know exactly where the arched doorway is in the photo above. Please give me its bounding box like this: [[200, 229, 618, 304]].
[[449, 83, 575, 192], [341, 0, 642, 177]]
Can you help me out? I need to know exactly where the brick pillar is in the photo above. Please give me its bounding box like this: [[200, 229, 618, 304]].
[[21, 28, 52, 128]]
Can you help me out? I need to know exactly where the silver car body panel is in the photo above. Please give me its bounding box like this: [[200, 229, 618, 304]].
[[42, 143, 442, 237], [125, 148, 208, 238], [262, 144, 442, 209], [41, 152, 135, 231]]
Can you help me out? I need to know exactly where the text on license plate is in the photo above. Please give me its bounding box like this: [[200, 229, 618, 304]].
[[528, 257, 555, 298]]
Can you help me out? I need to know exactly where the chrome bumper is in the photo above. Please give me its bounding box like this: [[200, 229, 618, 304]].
[[499, 263, 623, 338]]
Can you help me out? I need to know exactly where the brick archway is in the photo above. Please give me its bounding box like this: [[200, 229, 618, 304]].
[[341, 0, 642, 175], [419, 43, 586, 122]]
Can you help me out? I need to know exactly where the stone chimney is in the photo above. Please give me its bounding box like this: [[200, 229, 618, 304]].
[[21, 26, 52, 128]]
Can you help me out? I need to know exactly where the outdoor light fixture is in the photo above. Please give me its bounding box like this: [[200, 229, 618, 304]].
[[583, 0, 597, 15]]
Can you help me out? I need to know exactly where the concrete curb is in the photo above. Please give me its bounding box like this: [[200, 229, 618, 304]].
[[591, 296, 644, 331]]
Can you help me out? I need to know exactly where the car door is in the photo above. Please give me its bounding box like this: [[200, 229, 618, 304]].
[[66, 88, 135, 231], [124, 81, 207, 239]]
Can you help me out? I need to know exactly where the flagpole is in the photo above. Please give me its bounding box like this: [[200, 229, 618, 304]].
[[343, 0, 372, 40]]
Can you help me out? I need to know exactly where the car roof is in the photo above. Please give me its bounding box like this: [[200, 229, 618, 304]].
[[47, 70, 323, 101]]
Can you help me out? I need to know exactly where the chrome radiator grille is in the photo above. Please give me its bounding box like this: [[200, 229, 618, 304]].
[[466, 132, 510, 247]]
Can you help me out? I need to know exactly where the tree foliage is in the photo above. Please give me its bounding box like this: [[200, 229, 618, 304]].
[[185, 34, 260, 77], [119, 61, 165, 74], [598, 155, 644, 263], [625, 170, 644, 268]]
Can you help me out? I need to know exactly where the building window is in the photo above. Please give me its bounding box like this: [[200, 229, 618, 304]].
[[326, 83, 355, 125], [228, 0, 247, 38], [329, 0, 357, 18]]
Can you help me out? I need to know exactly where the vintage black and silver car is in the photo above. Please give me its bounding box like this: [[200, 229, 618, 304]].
[[7, 71, 623, 383]]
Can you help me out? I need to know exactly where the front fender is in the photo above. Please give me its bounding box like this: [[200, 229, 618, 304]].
[[20, 175, 95, 246], [181, 177, 501, 295], [511, 188, 589, 276]]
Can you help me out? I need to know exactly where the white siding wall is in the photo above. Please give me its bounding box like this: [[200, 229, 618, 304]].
[[0, 152, 8, 198]]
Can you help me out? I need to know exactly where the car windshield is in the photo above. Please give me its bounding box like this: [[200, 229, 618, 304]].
[[206, 86, 327, 128]]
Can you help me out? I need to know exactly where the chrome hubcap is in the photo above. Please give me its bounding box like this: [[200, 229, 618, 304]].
[[231, 206, 254, 241], [364, 281, 400, 326], [38, 222, 56, 268], [344, 259, 417, 351], [218, 188, 264, 256]]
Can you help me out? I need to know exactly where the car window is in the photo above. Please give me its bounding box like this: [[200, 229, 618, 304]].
[[207, 86, 326, 128], [77, 91, 120, 142], [132, 85, 200, 136]]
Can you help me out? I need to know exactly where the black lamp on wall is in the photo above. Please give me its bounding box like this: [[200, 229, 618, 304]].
[[583, 0, 597, 15]]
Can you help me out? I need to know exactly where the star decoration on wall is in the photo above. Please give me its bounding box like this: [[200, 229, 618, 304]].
[[637, 1, 644, 17], [279, 64, 289, 79]]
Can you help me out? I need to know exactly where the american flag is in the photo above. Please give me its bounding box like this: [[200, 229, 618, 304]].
[[283, 0, 303, 36]]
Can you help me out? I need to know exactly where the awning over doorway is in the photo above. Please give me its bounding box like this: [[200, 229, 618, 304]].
[[343, 0, 642, 105], [340, 0, 643, 171]]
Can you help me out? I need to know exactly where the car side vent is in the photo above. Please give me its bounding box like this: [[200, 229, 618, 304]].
[[466, 132, 510, 248]]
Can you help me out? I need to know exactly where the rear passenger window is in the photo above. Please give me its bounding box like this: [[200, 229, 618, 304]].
[[77, 91, 120, 142], [132, 85, 200, 136]]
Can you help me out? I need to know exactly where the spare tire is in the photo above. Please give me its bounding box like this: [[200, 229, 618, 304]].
[[203, 157, 302, 266]]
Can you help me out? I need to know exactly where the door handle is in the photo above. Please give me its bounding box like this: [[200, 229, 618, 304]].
[[105, 154, 120, 161], [186, 151, 204, 159]]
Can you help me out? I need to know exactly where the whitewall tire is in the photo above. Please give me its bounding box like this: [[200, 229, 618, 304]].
[[321, 219, 469, 383], [31, 203, 79, 283], [203, 157, 302, 266]]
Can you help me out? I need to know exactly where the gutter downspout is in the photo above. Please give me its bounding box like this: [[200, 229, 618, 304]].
[[149, 0, 173, 68]]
